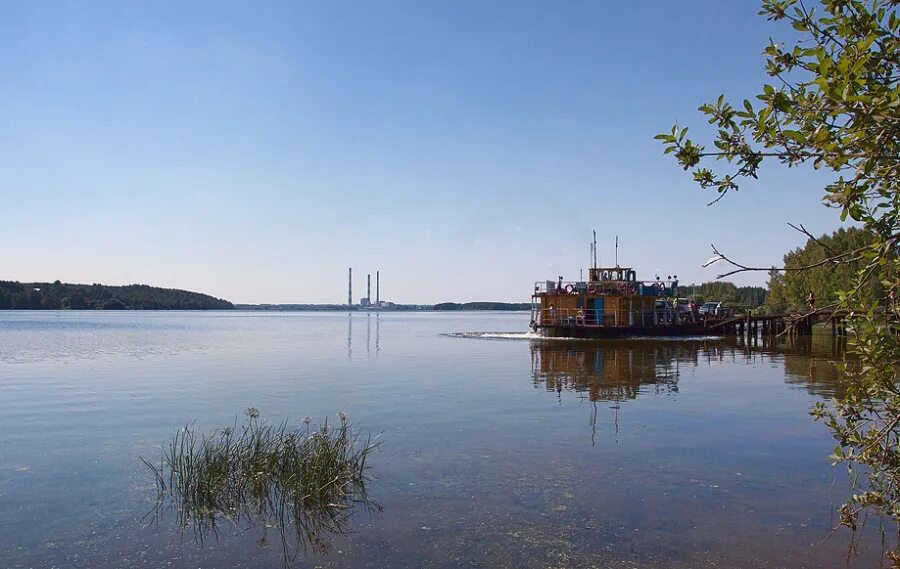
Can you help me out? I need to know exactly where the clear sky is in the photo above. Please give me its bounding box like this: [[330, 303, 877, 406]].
[[1, 1, 846, 304]]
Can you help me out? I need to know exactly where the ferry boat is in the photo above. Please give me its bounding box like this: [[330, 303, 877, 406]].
[[530, 264, 707, 339]]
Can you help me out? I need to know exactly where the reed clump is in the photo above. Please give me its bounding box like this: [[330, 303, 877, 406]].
[[143, 409, 379, 560]]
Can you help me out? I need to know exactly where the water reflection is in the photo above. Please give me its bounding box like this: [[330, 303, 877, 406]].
[[1, 311, 877, 569], [723, 333, 847, 399], [0, 312, 204, 363], [778, 335, 845, 398], [531, 341, 682, 403], [531, 334, 847, 403], [347, 313, 380, 360]]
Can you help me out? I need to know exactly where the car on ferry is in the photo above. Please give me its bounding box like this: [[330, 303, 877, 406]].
[[675, 298, 694, 315], [698, 301, 723, 316]]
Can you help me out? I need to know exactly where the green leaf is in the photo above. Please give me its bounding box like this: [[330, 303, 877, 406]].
[[781, 130, 806, 143]]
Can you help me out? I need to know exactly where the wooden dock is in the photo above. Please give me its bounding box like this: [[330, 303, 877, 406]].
[[708, 308, 848, 338]]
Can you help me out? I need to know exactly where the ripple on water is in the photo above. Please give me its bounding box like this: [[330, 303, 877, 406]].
[[0, 311, 887, 568]]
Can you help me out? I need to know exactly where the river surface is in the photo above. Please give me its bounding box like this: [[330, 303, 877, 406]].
[[0, 310, 887, 568]]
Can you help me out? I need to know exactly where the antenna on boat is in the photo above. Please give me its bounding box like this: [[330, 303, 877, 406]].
[[591, 230, 597, 268], [615, 234, 619, 267]]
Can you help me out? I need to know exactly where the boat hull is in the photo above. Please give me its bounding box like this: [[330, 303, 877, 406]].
[[536, 323, 713, 339]]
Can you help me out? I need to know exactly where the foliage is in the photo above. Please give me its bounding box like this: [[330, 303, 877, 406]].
[[0, 280, 233, 310], [656, 0, 899, 220], [679, 282, 767, 307], [764, 269, 791, 313], [656, 0, 900, 557], [763, 227, 878, 312], [143, 410, 380, 564]]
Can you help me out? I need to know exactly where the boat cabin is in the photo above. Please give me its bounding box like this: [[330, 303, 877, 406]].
[[531, 266, 679, 333]]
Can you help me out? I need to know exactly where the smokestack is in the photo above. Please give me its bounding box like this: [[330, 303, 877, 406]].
[[367, 274, 371, 303], [376, 271, 380, 303], [348, 268, 352, 306]]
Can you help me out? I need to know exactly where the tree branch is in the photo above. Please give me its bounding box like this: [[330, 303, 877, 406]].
[[697, 151, 900, 160], [787, 222, 838, 256], [703, 243, 867, 279]]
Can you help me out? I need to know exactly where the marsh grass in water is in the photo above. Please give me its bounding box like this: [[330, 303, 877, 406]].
[[142, 409, 380, 565]]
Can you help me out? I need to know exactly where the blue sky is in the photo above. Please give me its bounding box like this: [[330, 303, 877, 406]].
[[1, 1, 846, 303]]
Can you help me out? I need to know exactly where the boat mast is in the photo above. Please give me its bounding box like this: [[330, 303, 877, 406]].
[[615, 234, 619, 268], [589, 240, 593, 272]]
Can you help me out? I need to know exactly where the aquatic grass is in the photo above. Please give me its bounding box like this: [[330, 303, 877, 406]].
[[143, 410, 380, 564]]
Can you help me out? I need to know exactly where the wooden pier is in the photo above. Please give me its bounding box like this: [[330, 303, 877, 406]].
[[708, 309, 848, 338]]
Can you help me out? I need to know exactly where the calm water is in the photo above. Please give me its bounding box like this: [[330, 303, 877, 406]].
[[0, 311, 886, 568]]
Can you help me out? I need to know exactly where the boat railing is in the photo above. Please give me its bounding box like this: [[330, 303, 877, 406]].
[[533, 280, 677, 296], [534, 308, 683, 327]]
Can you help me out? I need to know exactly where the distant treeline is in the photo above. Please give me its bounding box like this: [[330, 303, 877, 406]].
[[678, 282, 767, 307], [237, 304, 355, 311], [432, 302, 531, 311], [765, 227, 876, 313], [0, 281, 234, 310], [236, 304, 427, 311]]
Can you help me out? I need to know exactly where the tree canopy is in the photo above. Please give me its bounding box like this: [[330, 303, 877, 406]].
[[0, 281, 234, 310], [679, 282, 767, 307], [765, 226, 878, 312]]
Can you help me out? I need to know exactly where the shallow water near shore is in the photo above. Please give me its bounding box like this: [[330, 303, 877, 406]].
[[0, 310, 889, 568]]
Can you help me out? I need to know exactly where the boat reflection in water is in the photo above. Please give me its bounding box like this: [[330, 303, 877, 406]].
[[531, 340, 687, 404], [529, 339, 697, 445], [530, 334, 846, 405]]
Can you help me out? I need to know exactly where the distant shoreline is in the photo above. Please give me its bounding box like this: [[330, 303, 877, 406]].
[[0, 307, 532, 312], [235, 302, 531, 312], [0, 279, 530, 312], [0, 280, 233, 310]]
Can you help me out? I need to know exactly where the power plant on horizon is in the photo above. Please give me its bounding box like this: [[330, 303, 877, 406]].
[[347, 267, 394, 310]]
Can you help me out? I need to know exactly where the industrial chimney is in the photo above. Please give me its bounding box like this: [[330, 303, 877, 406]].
[[376, 271, 380, 304], [367, 274, 371, 305], [348, 268, 352, 306]]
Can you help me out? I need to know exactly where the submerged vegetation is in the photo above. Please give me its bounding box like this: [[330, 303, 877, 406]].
[[143, 409, 380, 564]]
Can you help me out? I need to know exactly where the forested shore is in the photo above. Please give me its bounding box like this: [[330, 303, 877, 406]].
[[0, 281, 234, 310]]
